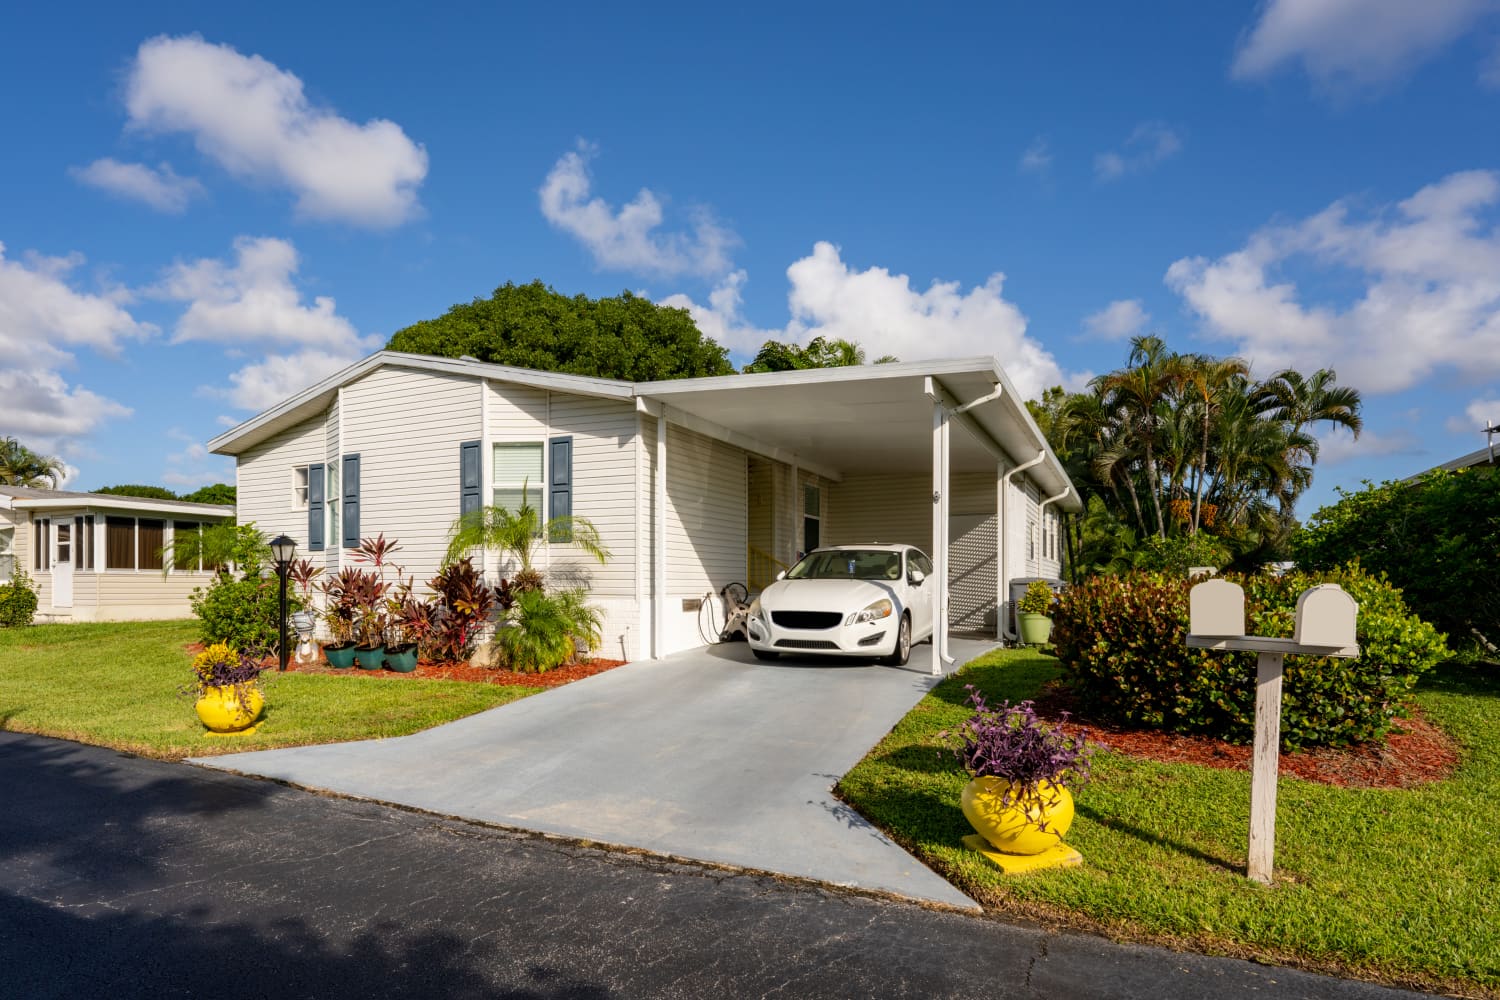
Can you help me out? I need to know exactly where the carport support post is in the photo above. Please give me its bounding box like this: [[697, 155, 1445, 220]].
[[654, 409, 668, 659], [931, 397, 949, 677]]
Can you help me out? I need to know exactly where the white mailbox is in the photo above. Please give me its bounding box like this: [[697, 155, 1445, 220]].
[[1189, 578, 1245, 637], [1293, 584, 1358, 649]]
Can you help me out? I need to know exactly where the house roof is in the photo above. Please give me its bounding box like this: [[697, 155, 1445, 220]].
[[208, 351, 1081, 513], [0, 485, 234, 518]]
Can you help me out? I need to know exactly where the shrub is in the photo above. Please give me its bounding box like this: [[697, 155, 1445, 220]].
[[1017, 580, 1055, 616], [1291, 469, 1500, 652], [428, 558, 496, 662], [497, 588, 577, 673], [940, 687, 1092, 811], [1049, 564, 1449, 748], [190, 575, 303, 659], [1130, 532, 1232, 575], [0, 569, 39, 627]]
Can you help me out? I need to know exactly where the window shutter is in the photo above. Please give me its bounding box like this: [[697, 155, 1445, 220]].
[[549, 436, 573, 541], [342, 453, 361, 548], [307, 464, 325, 551], [460, 440, 481, 518]]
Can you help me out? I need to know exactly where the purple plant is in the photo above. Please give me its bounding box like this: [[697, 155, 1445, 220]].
[[941, 686, 1093, 809]]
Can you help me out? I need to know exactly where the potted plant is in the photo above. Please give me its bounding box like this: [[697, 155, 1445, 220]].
[[351, 535, 402, 670], [318, 568, 360, 668], [942, 686, 1092, 872], [185, 642, 268, 735], [1016, 579, 1056, 646], [385, 589, 436, 673]]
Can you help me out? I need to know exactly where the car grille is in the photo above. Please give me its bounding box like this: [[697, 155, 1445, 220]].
[[775, 639, 840, 649], [771, 611, 843, 630]]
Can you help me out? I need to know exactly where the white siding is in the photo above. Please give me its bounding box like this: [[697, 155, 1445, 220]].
[[324, 393, 341, 574], [341, 368, 482, 590], [237, 416, 326, 550], [660, 422, 747, 654]]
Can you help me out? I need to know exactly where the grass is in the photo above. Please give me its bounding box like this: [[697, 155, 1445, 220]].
[[837, 648, 1500, 996], [0, 620, 542, 760]]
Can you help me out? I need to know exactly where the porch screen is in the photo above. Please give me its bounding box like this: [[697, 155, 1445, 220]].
[[172, 522, 200, 571], [106, 517, 134, 569], [137, 519, 165, 571]]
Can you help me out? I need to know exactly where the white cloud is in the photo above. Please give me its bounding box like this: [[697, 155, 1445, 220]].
[[1083, 299, 1150, 339], [1314, 425, 1422, 466], [1094, 122, 1182, 181], [1232, 0, 1496, 92], [1019, 137, 1053, 175], [124, 34, 427, 226], [1166, 170, 1500, 393], [0, 369, 132, 452], [68, 158, 204, 213], [162, 436, 231, 488], [1447, 396, 1500, 433], [156, 235, 377, 411], [540, 142, 737, 277], [661, 242, 1069, 400]]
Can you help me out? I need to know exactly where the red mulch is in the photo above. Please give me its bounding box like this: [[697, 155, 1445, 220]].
[[185, 643, 627, 688], [1031, 683, 1459, 790]]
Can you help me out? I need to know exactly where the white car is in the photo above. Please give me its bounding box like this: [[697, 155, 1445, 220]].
[[745, 544, 936, 666]]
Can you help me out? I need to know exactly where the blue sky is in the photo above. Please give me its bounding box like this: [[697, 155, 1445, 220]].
[[3, 1, 1498, 512]]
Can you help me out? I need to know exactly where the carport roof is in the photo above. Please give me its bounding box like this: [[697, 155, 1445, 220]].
[[208, 351, 1079, 511]]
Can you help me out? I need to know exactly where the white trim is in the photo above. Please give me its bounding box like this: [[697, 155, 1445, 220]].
[[653, 410, 667, 659], [292, 464, 310, 512], [480, 378, 491, 579], [12, 496, 233, 518], [633, 408, 647, 660], [635, 355, 1004, 396]]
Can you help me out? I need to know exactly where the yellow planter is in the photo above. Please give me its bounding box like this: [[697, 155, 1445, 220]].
[[960, 777, 1080, 871], [194, 685, 265, 735]]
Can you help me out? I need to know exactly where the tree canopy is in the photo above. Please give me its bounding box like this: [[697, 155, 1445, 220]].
[[0, 437, 65, 489], [386, 281, 734, 381], [181, 483, 237, 506], [94, 484, 179, 501], [1030, 335, 1363, 576], [742, 336, 898, 373]]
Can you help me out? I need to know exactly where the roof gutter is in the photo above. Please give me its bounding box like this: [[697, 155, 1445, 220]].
[[1000, 450, 1047, 641]]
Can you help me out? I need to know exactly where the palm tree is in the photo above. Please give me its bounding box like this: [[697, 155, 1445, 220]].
[[1253, 367, 1364, 457], [1092, 335, 1184, 538], [0, 437, 66, 488], [1180, 355, 1251, 533], [444, 487, 609, 572]]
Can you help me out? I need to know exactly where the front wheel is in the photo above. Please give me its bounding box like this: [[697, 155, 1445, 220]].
[[881, 614, 912, 666]]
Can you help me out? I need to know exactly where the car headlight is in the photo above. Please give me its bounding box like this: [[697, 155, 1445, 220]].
[[846, 598, 893, 626], [748, 597, 762, 619]]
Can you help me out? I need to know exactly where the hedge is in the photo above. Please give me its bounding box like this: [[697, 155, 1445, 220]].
[[1048, 564, 1449, 748], [0, 570, 39, 628]]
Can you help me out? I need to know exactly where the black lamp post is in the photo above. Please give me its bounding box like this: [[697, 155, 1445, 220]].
[[270, 534, 296, 672]]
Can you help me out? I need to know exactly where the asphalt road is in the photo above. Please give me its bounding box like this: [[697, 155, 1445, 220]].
[[0, 732, 1421, 1000]]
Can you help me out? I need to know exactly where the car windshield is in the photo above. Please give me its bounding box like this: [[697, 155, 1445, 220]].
[[785, 549, 902, 582]]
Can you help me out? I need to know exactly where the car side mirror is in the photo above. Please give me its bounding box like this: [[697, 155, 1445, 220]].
[[909, 569, 925, 585], [775, 570, 786, 581]]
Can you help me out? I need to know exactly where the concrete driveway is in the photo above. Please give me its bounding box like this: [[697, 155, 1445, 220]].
[[194, 640, 994, 910]]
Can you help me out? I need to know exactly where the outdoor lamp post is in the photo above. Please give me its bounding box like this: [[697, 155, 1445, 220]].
[[270, 534, 296, 672]]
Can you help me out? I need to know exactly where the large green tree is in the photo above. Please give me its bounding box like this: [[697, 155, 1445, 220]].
[[0, 437, 66, 488], [94, 484, 179, 501], [742, 336, 897, 373], [386, 281, 734, 381], [181, 483, 237, 506]]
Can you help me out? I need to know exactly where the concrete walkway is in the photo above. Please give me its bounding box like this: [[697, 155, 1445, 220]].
[[194, 639, 996, 910]]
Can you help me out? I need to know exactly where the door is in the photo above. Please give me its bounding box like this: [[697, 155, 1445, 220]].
[[52, 520, 73, 608], [906, 548, 935, 640]]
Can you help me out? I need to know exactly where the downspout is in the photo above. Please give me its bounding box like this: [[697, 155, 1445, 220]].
[[1000, 450, 1046, 642]]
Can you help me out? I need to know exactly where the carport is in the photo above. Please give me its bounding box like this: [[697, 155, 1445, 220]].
[[634, 358, 1081, 674]]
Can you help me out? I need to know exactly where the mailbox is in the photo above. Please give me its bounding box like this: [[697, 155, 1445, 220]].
[[1293, 584, 1358, 648], [1189, 578, 1245, 637]]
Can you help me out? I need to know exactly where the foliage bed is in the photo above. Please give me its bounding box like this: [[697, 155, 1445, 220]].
[[1049, 565, 1448, 748], [837, 648, 1499, 995]]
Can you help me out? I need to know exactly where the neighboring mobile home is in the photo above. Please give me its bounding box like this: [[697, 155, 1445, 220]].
[[209, 351, 1081, 669], [0, 486, 235, 622]]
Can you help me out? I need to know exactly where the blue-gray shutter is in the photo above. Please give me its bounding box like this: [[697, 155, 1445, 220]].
[[342, 453, 360, 548], [460, 440, 481, 519], [549, 436, 572, 541], [307, 464, 325, 551]]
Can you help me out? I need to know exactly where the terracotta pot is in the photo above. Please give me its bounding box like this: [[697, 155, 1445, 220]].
[[960, 777, 1074, 855]]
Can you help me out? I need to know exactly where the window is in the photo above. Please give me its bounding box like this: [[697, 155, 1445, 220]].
[[137, 519, 165, 571], [908, 549, 934, 583], [293, 466, 310, 510], [172, 521, 201, 571], [35, 518, 49, 571], [106, 517, 134, 569], [493, 443, 544, 518], [56, 521, 71, 565], [326, 461, 340, 549], [83, 515, 94, 570], [802, 484, 821, 552], [0, 526, 14, 582]]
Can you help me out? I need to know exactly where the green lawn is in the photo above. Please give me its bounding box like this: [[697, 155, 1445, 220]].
[[0, 620, 541, 760], [838, 648, 1500, 996]]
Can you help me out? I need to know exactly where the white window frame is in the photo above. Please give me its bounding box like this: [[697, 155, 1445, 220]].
[[492, 441, 545, 525], [292, 465, 310, 511]]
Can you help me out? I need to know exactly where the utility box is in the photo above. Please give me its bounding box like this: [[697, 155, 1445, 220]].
[[1293, 584, 1358, 648], [1189, 578, 1246, 637]]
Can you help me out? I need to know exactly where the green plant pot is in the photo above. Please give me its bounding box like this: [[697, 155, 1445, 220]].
[[1017, 612, 1053, 646], [384, 646, 418, 673], [324, 644, 357, 669], [353, 645, 387, 670]]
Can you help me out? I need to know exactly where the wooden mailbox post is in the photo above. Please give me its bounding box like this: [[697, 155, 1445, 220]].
[[1186, 580, 1359, 885]]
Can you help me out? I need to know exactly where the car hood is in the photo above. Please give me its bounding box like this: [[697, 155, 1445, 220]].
[[759, 578, 897, 613]]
